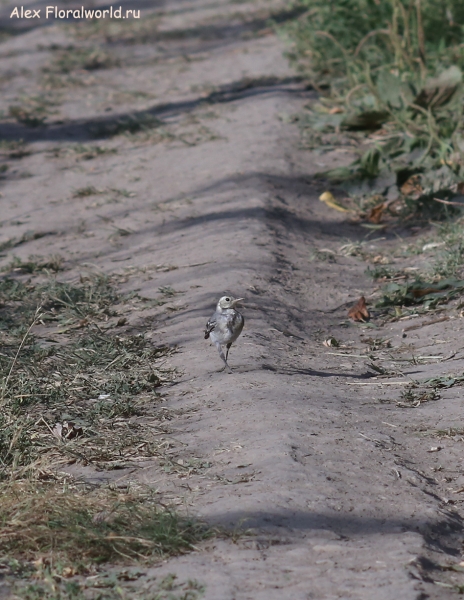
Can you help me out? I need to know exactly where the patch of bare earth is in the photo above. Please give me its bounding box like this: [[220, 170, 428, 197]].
[[1, 0, 464, 598]]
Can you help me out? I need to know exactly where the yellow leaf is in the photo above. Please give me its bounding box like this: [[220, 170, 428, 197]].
[[319, 191, 350, 212]]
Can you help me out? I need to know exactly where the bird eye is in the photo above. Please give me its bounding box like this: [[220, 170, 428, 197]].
[[225, 297, 230, 301]]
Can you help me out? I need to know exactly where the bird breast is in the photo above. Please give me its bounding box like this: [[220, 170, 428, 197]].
[[210, 309, 244, 345]]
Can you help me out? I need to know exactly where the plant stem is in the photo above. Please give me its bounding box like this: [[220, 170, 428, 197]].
[[1, 307, 43, 404]]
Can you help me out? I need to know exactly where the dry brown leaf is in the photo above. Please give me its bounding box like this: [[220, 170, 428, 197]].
[[367, 203, 385, 223], [348, 297, 370, 322], [411, 287, 441, 298], [372, 255, 389, 264], [400, 175, 423, 197], [329, 107, 344, 114]]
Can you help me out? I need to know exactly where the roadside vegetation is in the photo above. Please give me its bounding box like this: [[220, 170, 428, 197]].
[[282, 0, 464, 223], [0, 269, 209, 597], [281, 0, 464, 335]]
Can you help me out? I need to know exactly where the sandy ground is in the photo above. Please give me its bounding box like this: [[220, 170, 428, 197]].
[[1, 0, 464, 598]]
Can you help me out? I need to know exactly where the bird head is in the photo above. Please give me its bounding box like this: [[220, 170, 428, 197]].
[[217, 296, 244, 310]]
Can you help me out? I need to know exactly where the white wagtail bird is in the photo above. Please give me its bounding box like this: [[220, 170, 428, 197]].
[[204, 295, 244, 373]]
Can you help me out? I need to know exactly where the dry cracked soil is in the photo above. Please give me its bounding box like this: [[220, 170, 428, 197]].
[[1, 0, 464, 598]]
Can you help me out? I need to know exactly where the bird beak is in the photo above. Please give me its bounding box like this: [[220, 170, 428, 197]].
[[232, 298, 244, 307]]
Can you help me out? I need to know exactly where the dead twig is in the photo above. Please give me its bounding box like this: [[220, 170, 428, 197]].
[[432, 197, 464, 207]]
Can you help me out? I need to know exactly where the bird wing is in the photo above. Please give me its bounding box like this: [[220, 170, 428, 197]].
[[227, 311, 244, 336], [204, 317, 216, 339]]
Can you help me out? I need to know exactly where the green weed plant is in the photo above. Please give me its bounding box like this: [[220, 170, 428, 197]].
[[282, 0, 464, 219]]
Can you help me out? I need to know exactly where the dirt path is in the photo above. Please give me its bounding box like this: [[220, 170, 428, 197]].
[[1, 0, 464, 598]]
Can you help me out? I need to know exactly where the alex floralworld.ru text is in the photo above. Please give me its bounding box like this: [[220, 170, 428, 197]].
[[10, 6, 141, 19]]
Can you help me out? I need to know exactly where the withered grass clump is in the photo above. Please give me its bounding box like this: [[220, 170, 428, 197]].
[[0, 483, 208, 566], [3, 254, 64, 274], [71, 13, 160, 44], [0, 140, 30, 159], [44, 46, 119, 74], [48, 144, 118, 161], [90, 112, 163, 138], [0, 273, 118, 336], [8, 93, 61, 128]]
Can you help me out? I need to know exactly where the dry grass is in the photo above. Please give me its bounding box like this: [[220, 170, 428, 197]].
[[89, 113, 164, 138], [71, 14, 161, 44], [44, 47, 119, 75], [0, 269, 210, 594], [8, 93, 62, 127], [0, 140, 30, 159], [9, 572, 205, 600], [2, 255, 64, 274], [48, 144, 118, 161], [0, 482, 207, 566], [0, 483, 209, 599], [0, 272, 177, 476], [72, 186, 103, 198]]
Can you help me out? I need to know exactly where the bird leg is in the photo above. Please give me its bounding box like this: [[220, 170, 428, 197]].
[[225, 343, 232, 362], [215, 341, 232, 373]]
